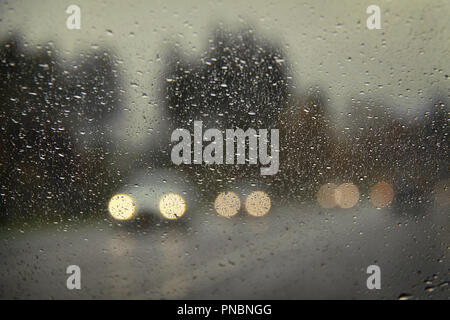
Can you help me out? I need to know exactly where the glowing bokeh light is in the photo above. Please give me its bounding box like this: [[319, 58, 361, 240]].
[[214, 191, 241, 217], [245, 190, 271, 217], [108, 193, 136, 221], [335, 183, 359, 208], [159, 193, 186, 220], [370, 181, 394, 208]]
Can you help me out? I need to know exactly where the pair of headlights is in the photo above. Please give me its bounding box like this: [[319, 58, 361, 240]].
[[214, 190, 271, 218], [316, 181, 395, 209], [108, 192, 186, 221]]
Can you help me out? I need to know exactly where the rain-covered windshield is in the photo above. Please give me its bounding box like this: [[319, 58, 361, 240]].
[[0, 0, 448, 300]]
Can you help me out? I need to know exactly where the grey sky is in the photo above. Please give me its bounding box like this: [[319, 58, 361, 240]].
[[1, 0, 449, 149]]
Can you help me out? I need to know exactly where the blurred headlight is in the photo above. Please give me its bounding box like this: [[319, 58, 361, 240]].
[[159, 193, 186, 220], [335, 183, 359, 209], [108, 194, 137, 221], [370, 181, 394, 208], [245, 190, 271, 217], [214, 191, 241, 217]]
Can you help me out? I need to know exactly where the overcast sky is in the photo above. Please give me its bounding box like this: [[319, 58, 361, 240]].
[[1, 0, 449, 149]]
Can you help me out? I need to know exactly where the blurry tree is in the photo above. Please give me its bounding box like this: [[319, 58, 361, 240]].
[[276, 90, 336, 200], [0, 35, 123, 223], [162, 28, 291, 196]]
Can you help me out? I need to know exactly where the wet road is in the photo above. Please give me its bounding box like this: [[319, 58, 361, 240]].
[[0, 203, 448, 299]]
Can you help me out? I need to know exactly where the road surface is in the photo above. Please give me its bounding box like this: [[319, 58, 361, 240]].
[[0, 203, 448, 299]]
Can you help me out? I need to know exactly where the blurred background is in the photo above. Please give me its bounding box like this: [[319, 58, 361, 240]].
[[0, 0, 448, 299]]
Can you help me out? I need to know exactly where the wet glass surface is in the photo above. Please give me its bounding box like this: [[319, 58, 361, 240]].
[[0, 0, 448, 299]]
